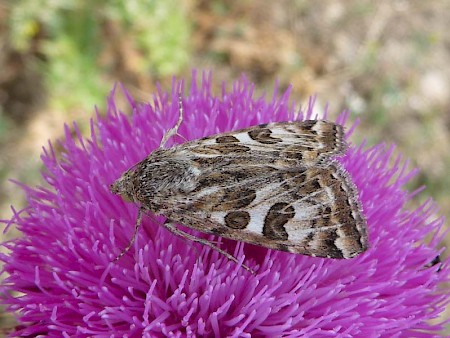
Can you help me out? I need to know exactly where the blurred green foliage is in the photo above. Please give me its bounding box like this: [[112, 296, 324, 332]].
[[111, 1, 191, 75], [9, 0, 191, 110]]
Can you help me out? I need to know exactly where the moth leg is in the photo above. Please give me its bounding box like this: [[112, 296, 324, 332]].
[[113, 207, 144, 262], [160, 94, 184, 148], [163, 220, 254, 273]]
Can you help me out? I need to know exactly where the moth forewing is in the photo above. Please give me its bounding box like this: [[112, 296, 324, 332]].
[[111, 118, 369, 268]]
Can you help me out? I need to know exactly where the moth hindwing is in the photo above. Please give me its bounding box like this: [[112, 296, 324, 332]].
[[111, 118, 369, 269]]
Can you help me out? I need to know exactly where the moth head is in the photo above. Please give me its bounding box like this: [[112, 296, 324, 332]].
[[110, 172, 135, 202]]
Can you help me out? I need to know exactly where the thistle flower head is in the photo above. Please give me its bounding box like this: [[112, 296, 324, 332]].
[[1, 72, 449, 337]]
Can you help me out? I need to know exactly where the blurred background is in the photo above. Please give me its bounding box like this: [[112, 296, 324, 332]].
[[1, 0, 449, 333]]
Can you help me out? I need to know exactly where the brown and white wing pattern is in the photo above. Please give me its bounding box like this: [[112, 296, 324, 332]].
[[178, 120, 347, 167], [111, 119, 368, 261], [160, 159, 367, 259], [143, 120, 369, 259]]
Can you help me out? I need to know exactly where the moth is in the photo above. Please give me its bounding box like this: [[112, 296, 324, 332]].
[[111, 98, 368, 271]]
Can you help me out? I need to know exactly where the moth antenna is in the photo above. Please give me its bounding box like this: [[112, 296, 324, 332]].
[[163, 220, 254, 274], [160, 93, 186, 147], [113, 207, 144, 262]]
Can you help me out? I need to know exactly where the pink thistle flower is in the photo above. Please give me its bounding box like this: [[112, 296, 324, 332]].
[[1, 72, 449, 337]]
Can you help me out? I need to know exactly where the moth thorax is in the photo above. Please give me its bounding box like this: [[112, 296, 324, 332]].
[[142, 159, 199, 195]]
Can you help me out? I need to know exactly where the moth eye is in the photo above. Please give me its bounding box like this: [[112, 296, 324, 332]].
[[110, 183, 119, 194]]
